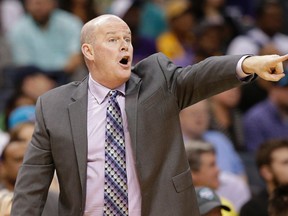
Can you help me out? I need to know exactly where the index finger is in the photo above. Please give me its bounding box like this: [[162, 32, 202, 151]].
[[275, 54, 288, 63]]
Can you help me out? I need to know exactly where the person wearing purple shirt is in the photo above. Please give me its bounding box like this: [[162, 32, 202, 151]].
[[243, 73, 288, 152]]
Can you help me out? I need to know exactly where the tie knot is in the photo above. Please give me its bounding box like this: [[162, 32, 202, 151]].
[[108, 90, 118, 99]]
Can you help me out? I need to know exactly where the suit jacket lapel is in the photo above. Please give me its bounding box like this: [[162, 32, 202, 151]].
[[68, 78, 88, 201], [125, 73, 141, 160]]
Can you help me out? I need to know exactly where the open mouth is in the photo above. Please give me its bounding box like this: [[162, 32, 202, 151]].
[[119, 56, 129, 65]]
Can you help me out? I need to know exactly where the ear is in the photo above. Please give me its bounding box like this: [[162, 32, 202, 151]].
[[81, 43, 94, 61], [259, 165, 273, 182]]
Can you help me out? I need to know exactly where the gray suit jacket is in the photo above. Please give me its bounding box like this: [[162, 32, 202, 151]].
[[11, 53, 248, 215]]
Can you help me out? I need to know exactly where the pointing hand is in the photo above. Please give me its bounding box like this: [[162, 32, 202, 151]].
[[242, 54, 288, 81]]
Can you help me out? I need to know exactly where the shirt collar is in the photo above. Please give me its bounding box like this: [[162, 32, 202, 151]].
[[88, 74, 125, 104]]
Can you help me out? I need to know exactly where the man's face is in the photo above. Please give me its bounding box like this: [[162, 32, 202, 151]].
[[16, 123, 35, 143], [87, 17, 133, 89], [25, 0, 55, 25], [269, 147, 288, 187], [1, 142, 27, 187], [192, 152, 220, 189], [180, 100, 210, 139], [260, 4, 283, 36]]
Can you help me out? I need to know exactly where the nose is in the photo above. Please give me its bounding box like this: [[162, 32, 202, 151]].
[[120, 40, 129, 51]]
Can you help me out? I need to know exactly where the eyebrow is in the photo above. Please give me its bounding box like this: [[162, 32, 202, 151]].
[[106, 31, 131, 36]]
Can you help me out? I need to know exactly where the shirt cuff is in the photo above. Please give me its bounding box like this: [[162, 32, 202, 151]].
[[236, 55, 255, 82]]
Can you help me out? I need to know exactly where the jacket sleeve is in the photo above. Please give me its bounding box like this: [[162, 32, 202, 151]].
[[156, 53, 250, 110]]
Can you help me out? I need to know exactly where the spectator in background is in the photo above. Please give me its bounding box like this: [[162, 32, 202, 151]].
[[240, 139, 288, 216], [180, 100, 246, 178], [243, 73, 288, 152], [241, 73, 288, 193], [7, 0, 84, 84], [193, 20, 224, 63], [268, 184, 288, 216], [15, 68, 56, 103], [1, 66, 56, 131], [7, 105, 35, 131], [9, 121, 60, 193], [2, 96, 34, 132], [0, 140, 29, 192], [208, 87, 245, 151], [185, 140, 250, 213], [0, 139, 58, 216], [122, 1, 157, 65], [227, 0, 288, 113], [156, 0, 195, 66], [195, 186, 231, 216], [9, 122, 35, 143], [191, 0, 242, 52]]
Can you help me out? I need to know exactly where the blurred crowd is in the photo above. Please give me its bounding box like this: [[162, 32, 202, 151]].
[[0, 0, 288, 215]]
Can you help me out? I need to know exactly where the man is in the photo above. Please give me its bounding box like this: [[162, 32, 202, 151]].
[[185, 140, 249, 215], [0, 140, 58, 216], [11, 14, 288, 215], [0, 141, 27, 192], [243, 73, 288, 152], [180, 100, 246, 178], [8, 0, 84, 83], [240, 139, 288, 216]]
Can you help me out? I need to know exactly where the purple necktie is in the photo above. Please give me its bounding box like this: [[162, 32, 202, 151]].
[[103, 90, 128, 216]]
